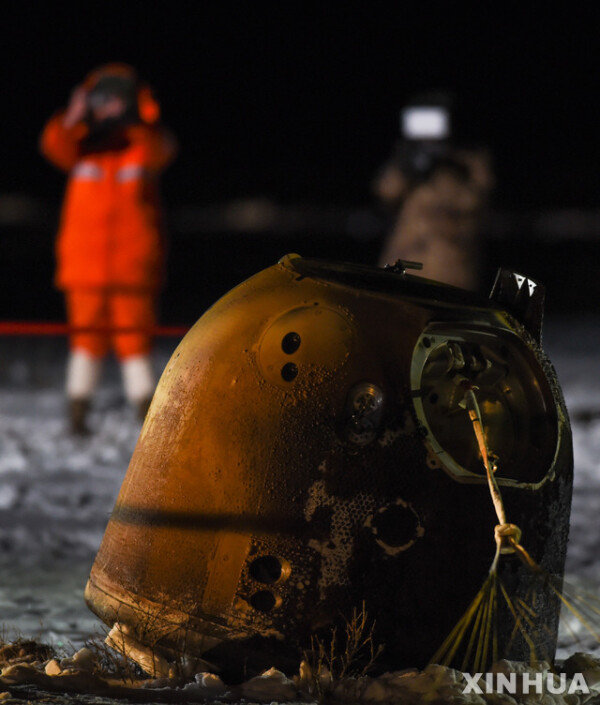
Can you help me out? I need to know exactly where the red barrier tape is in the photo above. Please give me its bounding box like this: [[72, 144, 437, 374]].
[[0, 321, 190, 337]]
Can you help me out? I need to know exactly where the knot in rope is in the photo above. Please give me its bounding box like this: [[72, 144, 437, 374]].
[[494, 523, 522, 554]]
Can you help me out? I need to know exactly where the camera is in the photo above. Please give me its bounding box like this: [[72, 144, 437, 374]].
[[393, 96, 468, 183]]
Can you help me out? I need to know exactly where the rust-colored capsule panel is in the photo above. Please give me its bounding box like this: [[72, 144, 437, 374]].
[[85, 256, 572, 676]]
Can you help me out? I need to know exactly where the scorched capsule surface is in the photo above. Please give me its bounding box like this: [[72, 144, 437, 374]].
[[85, 255, 572, 676]]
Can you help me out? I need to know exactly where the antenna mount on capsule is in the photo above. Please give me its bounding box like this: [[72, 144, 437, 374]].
[[384, 259, 424, 275]]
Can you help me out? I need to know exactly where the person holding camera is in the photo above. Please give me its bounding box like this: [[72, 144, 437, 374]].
[[40, 64, 177, 433], [375, 94, 493, 290]]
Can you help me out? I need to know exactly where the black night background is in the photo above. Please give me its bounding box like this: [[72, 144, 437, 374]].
[[1, 3, 600, 320]]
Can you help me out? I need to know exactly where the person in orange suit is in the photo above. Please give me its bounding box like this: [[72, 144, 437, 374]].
[[40, 64, 177, 433]]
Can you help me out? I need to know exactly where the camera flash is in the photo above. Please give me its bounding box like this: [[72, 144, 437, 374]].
[[402, 107, 450, 140]]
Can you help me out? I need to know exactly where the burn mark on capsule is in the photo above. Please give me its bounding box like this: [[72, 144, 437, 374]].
[[364, 498, 424, 556], [305, 478, 377, 598]]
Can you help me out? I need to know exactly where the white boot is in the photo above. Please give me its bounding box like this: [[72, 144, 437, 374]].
[[121, 355, 155, 420], [66, 349, 103, 399], [66, 349, 103, 434]]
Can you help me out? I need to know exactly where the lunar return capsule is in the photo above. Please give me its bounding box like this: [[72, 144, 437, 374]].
[[85, 255, 572, 676]]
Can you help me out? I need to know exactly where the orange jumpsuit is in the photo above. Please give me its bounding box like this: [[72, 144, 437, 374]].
[[40, 115, 177, 358]]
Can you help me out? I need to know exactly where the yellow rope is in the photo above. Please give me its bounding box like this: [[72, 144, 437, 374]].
[[463, 386, 539, 570], [435, 384, 600, 669]]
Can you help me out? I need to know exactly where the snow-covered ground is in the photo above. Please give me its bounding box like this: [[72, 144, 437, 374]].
[[544, 318, 600, 658], [0, 319, 599, 659], [0, 338, 176, 650]]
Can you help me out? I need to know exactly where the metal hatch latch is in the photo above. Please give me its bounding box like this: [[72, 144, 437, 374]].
[[383, 259, 424, 275]]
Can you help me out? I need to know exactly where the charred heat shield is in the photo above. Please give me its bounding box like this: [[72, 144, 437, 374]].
[[85, 255, 572, 679]]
